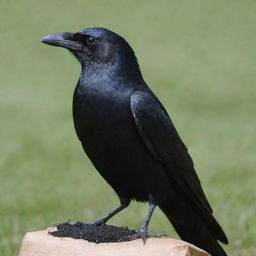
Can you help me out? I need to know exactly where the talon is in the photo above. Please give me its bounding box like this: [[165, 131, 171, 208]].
[[139, 229, 148, 244], [141, 233, 147, 244]]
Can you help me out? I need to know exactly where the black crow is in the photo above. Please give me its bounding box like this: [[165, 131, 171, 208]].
[[41, 27, 228, 256]]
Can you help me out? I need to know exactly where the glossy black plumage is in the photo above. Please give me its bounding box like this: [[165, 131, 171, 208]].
[[41, 27, 228, 256]]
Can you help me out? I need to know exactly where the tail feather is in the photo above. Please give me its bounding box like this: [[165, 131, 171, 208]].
[[160, 195, 228, 256]]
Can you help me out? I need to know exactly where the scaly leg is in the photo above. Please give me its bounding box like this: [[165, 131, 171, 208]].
[[119, 201, 167, 243], [93, 198, 130, 225]]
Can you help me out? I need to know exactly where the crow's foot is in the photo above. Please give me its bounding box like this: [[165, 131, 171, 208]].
[[118, 231, 168, 244]]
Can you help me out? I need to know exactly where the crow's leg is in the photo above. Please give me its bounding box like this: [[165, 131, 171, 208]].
[[119, 200, 167, 243], [93, 197, 130, 226], [139, 202, 156, 240]]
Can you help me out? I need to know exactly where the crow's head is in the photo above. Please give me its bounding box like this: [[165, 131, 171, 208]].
[[41, 27, 140, 73]]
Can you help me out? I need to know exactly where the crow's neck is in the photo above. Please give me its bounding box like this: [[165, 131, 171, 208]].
[[80, 59, 144, 88]]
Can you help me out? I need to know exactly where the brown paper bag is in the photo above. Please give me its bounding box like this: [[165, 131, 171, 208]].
[[19, 227, 210, 256]]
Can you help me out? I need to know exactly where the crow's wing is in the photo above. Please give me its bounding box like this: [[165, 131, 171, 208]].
[[130, 89, 228, 253], [130, 90, 212, 212]]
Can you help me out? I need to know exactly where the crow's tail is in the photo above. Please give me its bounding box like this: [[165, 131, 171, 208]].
[[159, 194, 228, 256]]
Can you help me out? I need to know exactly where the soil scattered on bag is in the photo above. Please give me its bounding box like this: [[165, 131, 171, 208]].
[[49, 222, 136, 243]]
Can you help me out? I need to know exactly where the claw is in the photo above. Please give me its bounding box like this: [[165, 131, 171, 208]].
[[140, 228, 148, 244]]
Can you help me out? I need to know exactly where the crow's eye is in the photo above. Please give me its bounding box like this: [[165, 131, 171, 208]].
[[87, 37, 96, 46]]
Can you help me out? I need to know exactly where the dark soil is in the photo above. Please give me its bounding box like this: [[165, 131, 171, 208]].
[[49, 222, 137, 243]]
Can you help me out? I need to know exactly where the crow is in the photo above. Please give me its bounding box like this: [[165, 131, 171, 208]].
[[41, 27, 228, 256]]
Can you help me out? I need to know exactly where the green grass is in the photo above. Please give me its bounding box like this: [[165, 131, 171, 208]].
[[1, 1, 255, 255]]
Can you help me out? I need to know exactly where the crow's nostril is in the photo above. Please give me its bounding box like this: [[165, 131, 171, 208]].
[[63, 32, 76, 41]]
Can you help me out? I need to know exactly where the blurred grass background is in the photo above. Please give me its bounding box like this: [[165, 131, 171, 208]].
[[1, 0, 255, 255]]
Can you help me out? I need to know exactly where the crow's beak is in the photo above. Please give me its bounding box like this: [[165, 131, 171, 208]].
[[40, 32, 82, 51]]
